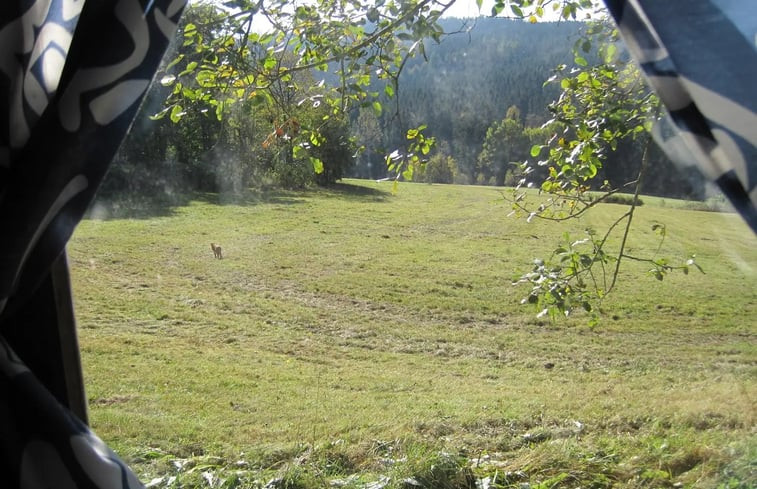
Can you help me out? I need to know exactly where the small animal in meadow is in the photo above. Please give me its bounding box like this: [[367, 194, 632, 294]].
[[210, 243, 223, 259]]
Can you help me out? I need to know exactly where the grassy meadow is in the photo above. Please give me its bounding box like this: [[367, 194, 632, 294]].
[[68, 180, 756, 488]]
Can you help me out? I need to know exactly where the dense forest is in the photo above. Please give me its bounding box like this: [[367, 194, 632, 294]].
[[101, 11, 705, 202]]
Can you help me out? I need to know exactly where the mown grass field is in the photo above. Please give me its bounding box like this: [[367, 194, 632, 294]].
[[68, 180, 756, 488]]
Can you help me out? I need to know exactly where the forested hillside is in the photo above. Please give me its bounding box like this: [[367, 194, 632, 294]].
[[365, 18, 580, 179], [103, 10, 705, 202]]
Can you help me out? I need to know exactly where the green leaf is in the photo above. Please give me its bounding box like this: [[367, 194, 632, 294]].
[[263, 57, 277, 71], [574, 56, 588, 67], [372, 100, 383, 116], [181, 87, 196, 99], [179, 61, 198, 77], [169, 104, 185, 123], [310, 157, 324, 174], [510, 5, 523, 17], [530, 145, 543, 157], [196, 70, 216, 87], [165, 54, 184, 71], [604, 43, 618, 63]]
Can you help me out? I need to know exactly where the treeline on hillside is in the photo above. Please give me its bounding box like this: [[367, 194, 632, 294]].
[[100, 6, 705, 203]]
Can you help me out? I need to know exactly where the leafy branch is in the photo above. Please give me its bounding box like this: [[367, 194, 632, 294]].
[[509, 18, 703, 324], [154, 0, 456, 176]]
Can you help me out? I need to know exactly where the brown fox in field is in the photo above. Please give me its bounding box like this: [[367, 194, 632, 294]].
[[210, 243, 223, 259]]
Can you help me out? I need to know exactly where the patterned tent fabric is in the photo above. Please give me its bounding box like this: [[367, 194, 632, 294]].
[[0, 0, 185, 486], [605, 0, 757, 233]]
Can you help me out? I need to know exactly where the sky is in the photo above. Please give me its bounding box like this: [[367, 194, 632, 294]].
[[441, 0, 585, 21], [238, 0, 588, 33], [442, 0, 490, 19]]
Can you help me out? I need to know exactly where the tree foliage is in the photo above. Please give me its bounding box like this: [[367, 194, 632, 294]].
[[416, 153, 457, 184], [151, 0, 462, 185], [477, 106, 530, 186]]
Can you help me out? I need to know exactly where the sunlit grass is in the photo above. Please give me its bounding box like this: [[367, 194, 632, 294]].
[[69, 180, 756, 487]]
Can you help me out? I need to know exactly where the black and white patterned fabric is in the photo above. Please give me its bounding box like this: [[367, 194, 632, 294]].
[[0, 0, 755, 487], [605, 0, 757, 233], [1, 335, 145, 488], [0, 0, 185, 486]]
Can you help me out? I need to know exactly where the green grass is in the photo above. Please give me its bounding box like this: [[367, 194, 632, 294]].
[[69, 180, 756, 488]]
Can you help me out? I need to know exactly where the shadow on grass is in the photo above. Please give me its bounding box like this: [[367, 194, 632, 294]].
[[195, 188, 307, 207], [86, 180, 390, 220], [313, 181, 390, 202], [192, 181, 389, 206], [85, 193, 187, 220]]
